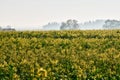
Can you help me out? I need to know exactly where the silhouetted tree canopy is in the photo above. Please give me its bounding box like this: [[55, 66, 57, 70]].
[[60, 19, 79, 30], [103, 20, 120, 29]]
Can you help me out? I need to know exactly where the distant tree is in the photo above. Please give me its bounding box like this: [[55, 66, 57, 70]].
[[60, 22, 67, 30], [42, 22, 60, 30], [103, 20, 120, 29], [2, 25, 15, 31], [0, 26, 2, 30], [60, 19, 79, 30]]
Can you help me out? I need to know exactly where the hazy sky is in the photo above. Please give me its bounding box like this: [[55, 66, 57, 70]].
[[0, 0, 120, 28]]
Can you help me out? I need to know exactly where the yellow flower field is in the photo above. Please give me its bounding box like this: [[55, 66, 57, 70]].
[[0, 30, 120, 79]]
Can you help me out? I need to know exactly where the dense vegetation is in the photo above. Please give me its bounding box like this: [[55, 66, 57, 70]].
[[0, 30, 120, 80]]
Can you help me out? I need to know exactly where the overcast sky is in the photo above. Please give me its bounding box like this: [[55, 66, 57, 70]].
[[0, 0, 120, 28]]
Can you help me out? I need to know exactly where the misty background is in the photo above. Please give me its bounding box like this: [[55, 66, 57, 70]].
[[0, 0, 120, 30], [1, 19, 120, 31]]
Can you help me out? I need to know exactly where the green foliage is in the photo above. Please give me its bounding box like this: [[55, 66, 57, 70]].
[[0, 30, 120, 79]]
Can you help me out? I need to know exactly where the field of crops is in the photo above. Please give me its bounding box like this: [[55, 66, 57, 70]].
[[0, 30, 120, 80]]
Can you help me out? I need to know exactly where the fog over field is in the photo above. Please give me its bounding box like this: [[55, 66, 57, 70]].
[[0, 19, 106, 31], [1, 19, 120, 31], [41, 20, 106, 30], [0, 0, 120, 31]]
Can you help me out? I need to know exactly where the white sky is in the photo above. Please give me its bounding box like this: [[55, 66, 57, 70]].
[[0, 0, 120, 28]]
